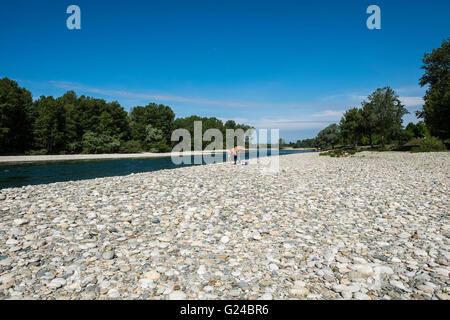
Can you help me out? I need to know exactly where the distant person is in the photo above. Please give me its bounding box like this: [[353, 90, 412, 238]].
[[233, 149, 238, 164]]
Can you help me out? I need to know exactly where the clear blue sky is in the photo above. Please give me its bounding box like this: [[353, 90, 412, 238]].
[[1, 0, 449, 141]]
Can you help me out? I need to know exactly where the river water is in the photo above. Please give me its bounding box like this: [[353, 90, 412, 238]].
[[0, 149, 314, 189]]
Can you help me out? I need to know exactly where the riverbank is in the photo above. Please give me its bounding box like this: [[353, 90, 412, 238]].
[[0, 150, 229, 165], [0, 149, 311, 189], [0, 148, 301, 165], [0, 151, 449, 300], [280, 147, 316, 151]]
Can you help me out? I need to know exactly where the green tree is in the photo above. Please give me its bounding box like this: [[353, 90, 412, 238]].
[[174, 115, 218, 149], [405, 121, 429, 139], [417, 38, 450, 140], [119, 140, 142, 153], [361, 101, 378, 147], [340, 108, 364, 149], [31, 96, 66, 154], [0, 78, 33, 154], [129, 103, 175, 151], [174, 116, 253, 149], [316, 123, 341, 150], [145, 124, 164, 152], [1, 78, 255, 155], [202, 117, 225, 148], [58, 91, 80, 153], [98, 101, 130, 139], [363, 87, 408, 147], [224, 120, 237, 130], [414, 121, 429, 138], [81, 131, 120, 154], [294, 138, 315, 148]]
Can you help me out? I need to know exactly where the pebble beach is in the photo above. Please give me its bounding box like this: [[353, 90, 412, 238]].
[[0, 151, 449, 300]]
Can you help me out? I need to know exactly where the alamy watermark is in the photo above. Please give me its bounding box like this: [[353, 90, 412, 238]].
[[66, 5, 381, 31], [366, 5, 381, 30], [171, 122, 280, 174], [66, 5, 81, 30]]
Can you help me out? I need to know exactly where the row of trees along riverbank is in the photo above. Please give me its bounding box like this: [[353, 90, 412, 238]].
[[0, 80, 252, 155], [289, 39, 449, 152]]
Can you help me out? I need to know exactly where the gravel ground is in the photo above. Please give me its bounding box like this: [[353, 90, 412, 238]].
[[0, 151, 449, 300]]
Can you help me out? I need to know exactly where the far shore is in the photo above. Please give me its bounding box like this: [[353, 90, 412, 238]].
[[0, 150, 228, 164], [280, 147, 316, 151], [0, 148, 315, 165]]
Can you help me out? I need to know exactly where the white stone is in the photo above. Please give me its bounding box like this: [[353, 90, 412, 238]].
[[260, 293, 273, 300], [323, 247, 338, 263], [290, 286, 309, 297], [107, 288, 121, 298], [47, 278, 66, 289], [13, 218, 28, 226], [6, 239, 19, 245], [390, 280, 407, 291], [268, 263, 279, 271], [139, 278, 155, 289], [435, 268, 449, 277], [252, 231, 262, 240], [351, 264, 373, 276], [197, 265, 207, 275], [354, 292, 371, 300], [168, 291, 187, 300], [374, 265, 394, 275], [143, 270, 160, 281]]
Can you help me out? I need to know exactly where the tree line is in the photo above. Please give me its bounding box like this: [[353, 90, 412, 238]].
[[291, 39, 449, 151], [0, 79, 251, 155], [2, 39, 448, 155]]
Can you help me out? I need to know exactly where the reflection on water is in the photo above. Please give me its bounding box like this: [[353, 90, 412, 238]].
[[0, 150, 313, 189]]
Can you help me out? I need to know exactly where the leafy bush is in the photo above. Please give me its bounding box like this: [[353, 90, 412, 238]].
[[404, 138, 422, 147], [411, 136, 447, 152], [444, 139, 450, 149], [119, 140, 142, 153], [315, 124, 341, 150], [148, 140, 172, 153], [398, 129, 414, 145], [81, 131, 120, 154], [67, 141, 82, 154], [319, 149, 356, 157], [26, 149, 48, 155]]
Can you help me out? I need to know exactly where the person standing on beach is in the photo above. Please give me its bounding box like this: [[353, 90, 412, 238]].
[[233, 149, 238, 165]]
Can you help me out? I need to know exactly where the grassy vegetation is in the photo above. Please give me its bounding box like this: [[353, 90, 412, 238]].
[[410, 136, 447, 152], [319, 149, 357, 157], [318, 135, 448, 157]]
